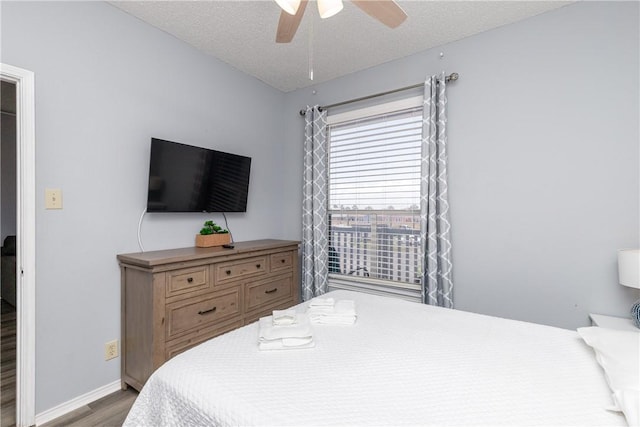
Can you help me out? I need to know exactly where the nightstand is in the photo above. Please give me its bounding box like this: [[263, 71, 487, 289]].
[[589, 314, 637, 331]]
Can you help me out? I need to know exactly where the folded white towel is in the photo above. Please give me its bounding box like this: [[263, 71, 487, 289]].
[[334, 300, 356, 316], [309, 297, 335, 307], [308, 300, 355, 315], [309, 315, 356, 325], [272, 309, 297, 326], [258, 314, 315, 351], [306, 305, 334, 315], [258, 314, 312, 341], [258, 336, 315, 351], [307, 300, 357, 325]]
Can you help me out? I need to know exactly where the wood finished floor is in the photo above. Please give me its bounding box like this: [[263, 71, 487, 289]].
[[1, 298, 16, 427], [0, 299, 138, 427], [38, 388, 138, 427]]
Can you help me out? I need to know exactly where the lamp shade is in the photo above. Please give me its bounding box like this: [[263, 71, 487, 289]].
[[318, 0, 343, 19], [618, 249, 640, 289], [275, 0, 301, 15]]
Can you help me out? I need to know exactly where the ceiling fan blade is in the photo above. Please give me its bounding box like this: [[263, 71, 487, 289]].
[[352, 0, 407, 29], [276, 0, 308, 43]]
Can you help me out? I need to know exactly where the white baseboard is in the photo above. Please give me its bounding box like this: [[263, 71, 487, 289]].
[[35, 380, 122, 426]]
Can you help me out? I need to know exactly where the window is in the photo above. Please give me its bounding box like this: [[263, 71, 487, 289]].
[[327, 99, 423, 300]]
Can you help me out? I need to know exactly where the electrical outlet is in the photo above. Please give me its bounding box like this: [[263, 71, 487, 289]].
[[105, 340, 118, 361]]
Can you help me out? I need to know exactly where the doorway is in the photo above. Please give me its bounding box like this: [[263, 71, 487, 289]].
[[0, 63, 36, 427], [1, 79, 18, 426]]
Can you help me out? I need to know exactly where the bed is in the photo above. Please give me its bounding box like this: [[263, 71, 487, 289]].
[[123, 290, 638, 426]]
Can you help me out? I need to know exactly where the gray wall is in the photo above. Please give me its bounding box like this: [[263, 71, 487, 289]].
[[1, 0, 638, 417], [282, 1, 639, 329], [1, 1, 287, 414]]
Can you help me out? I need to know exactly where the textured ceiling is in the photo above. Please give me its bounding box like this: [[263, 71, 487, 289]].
[[109, 1, 572, 92]]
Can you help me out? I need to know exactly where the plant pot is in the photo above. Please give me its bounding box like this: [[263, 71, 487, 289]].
[[195, 233, 231, 248]]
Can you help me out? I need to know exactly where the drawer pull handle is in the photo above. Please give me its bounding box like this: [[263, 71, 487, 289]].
[[256, 264, 261, 269], [187, 277, 193, 283], [281, 259, 286, 263], [265, 288, 278, 294], [198, 307, 217, 315], [226, 270, 231, 275]]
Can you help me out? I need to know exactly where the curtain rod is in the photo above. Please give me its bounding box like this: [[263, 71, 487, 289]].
[[299, 72, 459, 116]]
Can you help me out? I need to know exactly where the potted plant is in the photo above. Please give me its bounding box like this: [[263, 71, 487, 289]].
[[195, 220, 231, 248]]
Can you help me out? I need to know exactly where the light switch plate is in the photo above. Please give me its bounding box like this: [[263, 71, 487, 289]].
[[45, 188, 62, 209]]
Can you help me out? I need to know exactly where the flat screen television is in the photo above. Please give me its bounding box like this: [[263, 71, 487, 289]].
[[146, 138, 251, 213]]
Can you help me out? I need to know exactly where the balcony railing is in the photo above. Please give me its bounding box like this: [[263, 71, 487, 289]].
[[329, 225, 422, 285]]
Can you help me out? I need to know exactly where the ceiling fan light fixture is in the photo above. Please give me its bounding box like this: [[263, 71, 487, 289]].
[[275, 0, 301, 16], [318, 0, 343, 19]]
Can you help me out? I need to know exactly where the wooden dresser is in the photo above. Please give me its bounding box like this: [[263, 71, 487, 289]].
[[117, 239, 300, 391]]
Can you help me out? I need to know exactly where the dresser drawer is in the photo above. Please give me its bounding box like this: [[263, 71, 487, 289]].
[[270, 251, 293, 273], [166, 289, 240, 340], [215, 256, 267, 285], [166, 266, 210, 298], [245, 274, 292, 312], [165, 318, 243, 360]]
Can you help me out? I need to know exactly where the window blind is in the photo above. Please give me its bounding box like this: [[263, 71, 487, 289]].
[[329, 108, 422, 210], [327, 107, 423, 290]]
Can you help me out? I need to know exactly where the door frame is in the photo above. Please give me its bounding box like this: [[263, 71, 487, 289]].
[[1, 63, 36, 427]]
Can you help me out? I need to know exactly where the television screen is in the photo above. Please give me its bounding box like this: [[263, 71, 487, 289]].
[[146, 138, 251, 213]]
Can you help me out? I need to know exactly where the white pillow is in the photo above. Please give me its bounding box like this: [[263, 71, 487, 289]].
[[577, 326, 640, 427]]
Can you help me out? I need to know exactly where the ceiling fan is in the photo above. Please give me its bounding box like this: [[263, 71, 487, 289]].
[[275, 0, 408, 43]]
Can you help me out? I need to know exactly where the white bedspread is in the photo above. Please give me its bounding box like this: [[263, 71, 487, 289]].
[[124, 290, 627, 426]]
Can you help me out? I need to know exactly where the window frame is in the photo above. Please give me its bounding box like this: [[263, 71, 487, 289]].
[[326, 95, 424, 302]]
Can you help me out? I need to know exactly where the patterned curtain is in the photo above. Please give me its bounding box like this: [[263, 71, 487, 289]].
[[301, 105, 329, 301], [420, 73, 454, 307]]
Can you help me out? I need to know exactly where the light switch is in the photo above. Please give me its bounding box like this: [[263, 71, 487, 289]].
[[45, 188, 62, 209]]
